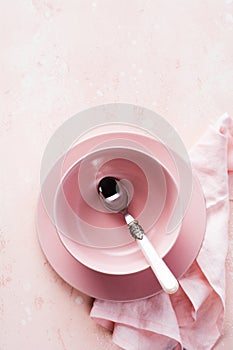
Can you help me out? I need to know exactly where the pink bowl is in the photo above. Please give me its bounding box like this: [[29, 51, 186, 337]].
[[53, 134, 182, 274]]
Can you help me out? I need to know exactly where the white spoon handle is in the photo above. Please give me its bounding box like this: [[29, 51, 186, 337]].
[[137, 235, 179, 294], [126, 217, 179, 294]]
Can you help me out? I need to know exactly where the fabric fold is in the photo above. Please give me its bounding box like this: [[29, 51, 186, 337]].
[[90, 114, 232, 350], [91, 292, 182, 345]]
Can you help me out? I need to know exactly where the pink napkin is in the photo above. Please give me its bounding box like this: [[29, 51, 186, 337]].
[[90, 114, 233, 350]]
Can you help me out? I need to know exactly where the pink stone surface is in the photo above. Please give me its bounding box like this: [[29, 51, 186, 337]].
[[0, 1, 233, 349]]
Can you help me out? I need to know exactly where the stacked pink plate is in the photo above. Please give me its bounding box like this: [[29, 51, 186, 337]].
[[36, 104, 206, 301]]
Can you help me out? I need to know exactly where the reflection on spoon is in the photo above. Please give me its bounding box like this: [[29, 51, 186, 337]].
[[98, 176, 179, 294]]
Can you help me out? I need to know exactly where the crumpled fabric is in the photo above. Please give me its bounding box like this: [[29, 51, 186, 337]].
[[90, 114, 233, 350]]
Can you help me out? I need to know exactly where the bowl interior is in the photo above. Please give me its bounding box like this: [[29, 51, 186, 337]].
[[54, 137, 181, 274]]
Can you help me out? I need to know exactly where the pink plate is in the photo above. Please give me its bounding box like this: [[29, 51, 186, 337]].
[[36, 172, 206, 301]]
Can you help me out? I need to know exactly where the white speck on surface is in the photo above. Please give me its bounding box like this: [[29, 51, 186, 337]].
[[22, 76, 33, 88], [89, 81, 93, 87], [120, 71, 125, 77], [23, 282, 31, 292], [152, 101, 158, 106], [25, 307, 31, 316], [92, 2, 97, 10], [56, 57, 69, 75], [138, 68, 143, 74], [225, 0, 233, 4], [21, 319, 26, 326], [132, 39, 137, 45], [45, 10, 51, 18], [96, 89, 103, 96], [225, 13, 233, 23], [132, 63, 136, 69], [75, 296, 84, 305]]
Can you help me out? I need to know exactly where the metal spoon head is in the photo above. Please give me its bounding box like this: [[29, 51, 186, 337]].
[[98, 177, 129, 213]]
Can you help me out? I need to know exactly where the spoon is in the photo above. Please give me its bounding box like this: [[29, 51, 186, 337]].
[[98, 176, 179, 294]]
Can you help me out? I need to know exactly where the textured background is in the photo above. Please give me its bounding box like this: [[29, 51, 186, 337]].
[[1, 1, 233, 349]]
